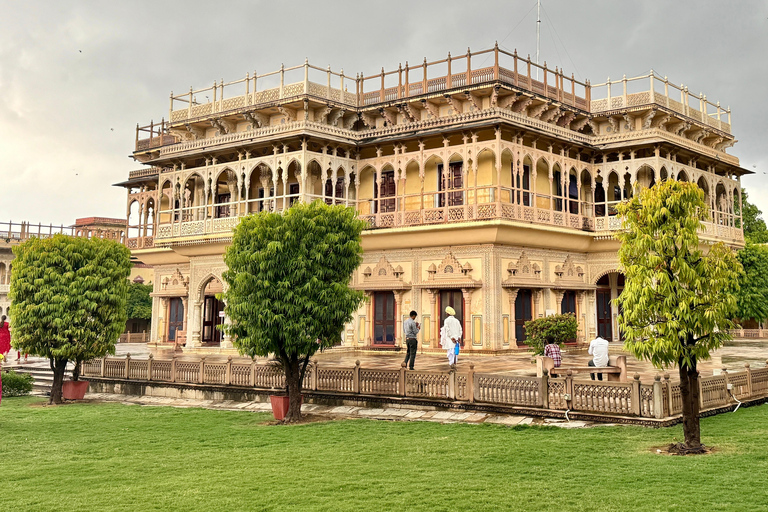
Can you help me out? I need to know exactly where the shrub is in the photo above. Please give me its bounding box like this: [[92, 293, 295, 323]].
[[2, 371, 34, 397], [523, 313, 578, 355]]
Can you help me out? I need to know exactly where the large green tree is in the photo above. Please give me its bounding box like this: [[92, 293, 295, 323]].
[[9, 235, 131, 404], [126, 281, 153, 320], [735, 243, 768, 324], [739, 189, 768, 243], [222, 201, 365, 422], [616, 180, 740, 453]]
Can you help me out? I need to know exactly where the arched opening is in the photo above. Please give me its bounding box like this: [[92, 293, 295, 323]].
[[520, 155, 533, 206], [403, 160, 421, 211], [201, 276, 224, 345], [580, 169, 593, 216], [248, 164, 273, 213], [357, 165, 376, 215], [552, 163, 564, 211], [697, 176, 710, 210], [595, 271, 625, 342], [607, 172, 620, 216], [659, 166, 668, 182], [567, 168, 579, 214], [500, 149, 513, 203], [159, 181, 173, 224], [214, 169, 237, 218], [535, 157, 549, 210], [127, 200, 140, 239], [475, 149, 496, 204], [439, 154, 463, 207], [715, 182, 728, 225], [677, 169, 689, 182], [0, 262, 6, 285], [325, 166, 345, 206], [594, 175, 606, 216], [285, 160, 301, 209], [636, 165, 655, 192], [183, 173, 206, 221], [376, 164, 397, 213]]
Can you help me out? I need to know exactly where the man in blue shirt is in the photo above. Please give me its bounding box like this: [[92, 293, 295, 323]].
[[403, 310, 420, 370]]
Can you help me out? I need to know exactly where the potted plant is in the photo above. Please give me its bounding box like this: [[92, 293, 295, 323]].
[[62, 359, 89, 400]]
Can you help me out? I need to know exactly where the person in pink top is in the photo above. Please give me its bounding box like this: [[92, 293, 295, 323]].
[[0, 315, 10, 358]]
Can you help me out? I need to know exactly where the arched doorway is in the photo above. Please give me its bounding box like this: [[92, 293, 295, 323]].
[[595, 272, 624, 342], [201, 277, 224, 345]]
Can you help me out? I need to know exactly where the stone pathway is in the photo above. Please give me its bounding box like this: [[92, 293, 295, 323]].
[[83, 392, 604, 429]]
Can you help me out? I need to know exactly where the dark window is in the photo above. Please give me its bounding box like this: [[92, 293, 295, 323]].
[[373, 291, 396, 345], [514, 289, 533, 344], [438, 163, 463, 207]]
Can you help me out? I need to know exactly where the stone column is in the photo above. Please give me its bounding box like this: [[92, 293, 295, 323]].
[[588, 290, 597, 339], [189, 300, 203, 347], [427, 289, 438, 348], [393, 290, 404, 347], [576, 291, 586, 341], [507, 288, 518, 345], [461, 288, 473, 345], [159, 297, 169, 342], [180, 296, 189, 332], [554, 290, 564, 314]]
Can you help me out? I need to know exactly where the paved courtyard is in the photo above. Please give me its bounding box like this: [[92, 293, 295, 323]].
[[7, 339, 767, 381]]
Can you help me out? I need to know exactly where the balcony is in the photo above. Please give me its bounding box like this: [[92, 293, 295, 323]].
[[150, 186, 743, 246]]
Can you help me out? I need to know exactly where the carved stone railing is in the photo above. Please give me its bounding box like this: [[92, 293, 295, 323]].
[[80, 355, 768, 420]]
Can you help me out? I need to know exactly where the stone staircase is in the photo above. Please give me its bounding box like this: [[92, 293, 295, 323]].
[[7, 364, 73, 395]]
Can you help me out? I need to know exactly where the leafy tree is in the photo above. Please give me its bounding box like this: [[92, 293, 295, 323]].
[[616, 180, 740, 453], [523, 313, 578, 355], [126, 281, 153, 320], [222, 201, 365, 423], [739, 189, 768, 243], [735, 243, 768, 324], [9, 235, 131, 404]]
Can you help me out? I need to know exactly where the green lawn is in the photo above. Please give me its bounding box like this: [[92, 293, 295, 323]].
[[1, 398, 767, 511]]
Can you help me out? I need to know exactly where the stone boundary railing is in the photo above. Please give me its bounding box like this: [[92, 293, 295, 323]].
[[81, 355, 768, 420]]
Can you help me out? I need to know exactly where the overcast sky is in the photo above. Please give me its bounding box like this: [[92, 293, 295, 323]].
[[1, 0, 766, 226]]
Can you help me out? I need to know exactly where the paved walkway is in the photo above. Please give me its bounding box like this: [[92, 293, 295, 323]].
[[83, 392, 604, 429], [6, 339, 768, 381]]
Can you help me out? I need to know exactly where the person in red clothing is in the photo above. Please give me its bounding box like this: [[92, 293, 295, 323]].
[[0, 315, 10, 358], [543, 339, 562, 378]]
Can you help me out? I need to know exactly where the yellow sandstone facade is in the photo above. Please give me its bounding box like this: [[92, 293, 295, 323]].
[[118, 45, 748, 353]]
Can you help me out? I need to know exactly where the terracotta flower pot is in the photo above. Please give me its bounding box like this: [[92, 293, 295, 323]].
[[269, 394, 303, 420], [62, 380, 89, 400]]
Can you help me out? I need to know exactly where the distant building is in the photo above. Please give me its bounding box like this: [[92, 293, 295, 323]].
[[117, 45, 748, 353]]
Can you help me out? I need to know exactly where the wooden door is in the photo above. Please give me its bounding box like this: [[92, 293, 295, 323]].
[[167, 298, 184, 342], [514, 289, 533, 344], [596, 290, 612, 340], [439, 290, 464, 339], [438, 163, 463, 207], [216, 193, 231, 218], [373, 291, 396, 345], [202, 296, 224, 343], [375, 171, 396, 213]]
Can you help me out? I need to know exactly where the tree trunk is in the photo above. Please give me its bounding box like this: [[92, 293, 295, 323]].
[[678, 354, 703, 452], [283, 356, 303, 423], [72, 360, 81, 382], [49, 357, 68, 405]]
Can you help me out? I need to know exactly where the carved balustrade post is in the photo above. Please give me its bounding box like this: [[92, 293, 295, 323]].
[[745, 363, 753, 397], [399, 363, 407, 397], [125, 353, 131, 379], [448, 368, 456, 400], [631, 373, 641, 416], [540, 369, 549, 409], [171, 354, 177, 383], [225, 356, 232, 385], [652, 374, 664, 419], [147, 354, 153, 381], [199, 356, 206, 384], [467, 363, 475, 403], [353, 360, 361, 394]]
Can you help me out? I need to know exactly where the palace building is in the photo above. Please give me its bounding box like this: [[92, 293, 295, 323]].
[[118, 45, 748, 353]]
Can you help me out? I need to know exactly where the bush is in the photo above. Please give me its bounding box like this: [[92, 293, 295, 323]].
[[523, 313, 578, 355], [2, 371, 34, 397]]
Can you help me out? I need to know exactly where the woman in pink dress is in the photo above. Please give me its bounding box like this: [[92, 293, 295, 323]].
[[0, 315, 10, 357]]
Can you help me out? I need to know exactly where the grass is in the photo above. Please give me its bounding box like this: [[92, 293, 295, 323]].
[[1, 398, 768, 511]]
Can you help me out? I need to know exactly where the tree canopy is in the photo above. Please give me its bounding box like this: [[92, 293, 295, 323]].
[[9, 235, 131, 403], [739, 189, 768, 243], [616, 180, 740, 451], [735, 242, 768, 323], [126, 281, 153, 320], [222, 201, 365, 422]]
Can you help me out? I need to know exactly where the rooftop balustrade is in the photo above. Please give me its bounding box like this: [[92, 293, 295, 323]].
[[135, 46, 732, 152]]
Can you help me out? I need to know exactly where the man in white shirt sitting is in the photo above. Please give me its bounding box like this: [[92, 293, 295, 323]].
[[588, 336, 610, 381]]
